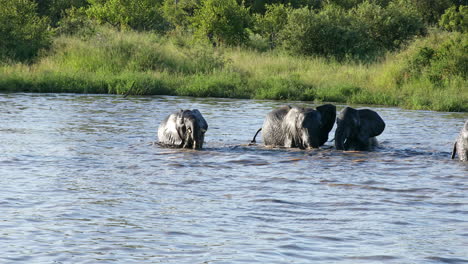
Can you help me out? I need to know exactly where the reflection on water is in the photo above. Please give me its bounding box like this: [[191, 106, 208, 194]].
[[0, 93, 467, 264]]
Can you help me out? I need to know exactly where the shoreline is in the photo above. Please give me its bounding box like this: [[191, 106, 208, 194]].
[[1, 28, 466, 112]]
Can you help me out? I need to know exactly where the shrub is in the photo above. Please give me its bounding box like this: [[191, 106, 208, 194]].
[[352, 1, 425, 52], [161, 0, 199, 31], [400, 31, 467, 86], [405, 0, 456, 25], [439, 5, 468, 33], [86, 0, 168, 32], [35, 0, 88, 26], [56, 7, 96, 36], [0, 0, 51, 62], [254, 4, 292, 48], [192, 0, 252, 46], [279, 6, 376, 61]]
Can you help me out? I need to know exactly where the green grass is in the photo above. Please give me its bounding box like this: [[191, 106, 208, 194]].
[[0, 26, 466, 111]]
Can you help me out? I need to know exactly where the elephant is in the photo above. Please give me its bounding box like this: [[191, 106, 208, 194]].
[[334, 107, 385, 151], [451, 120, 468, 161], [157, 109, 208, 150], [251, 104, 336, 149]]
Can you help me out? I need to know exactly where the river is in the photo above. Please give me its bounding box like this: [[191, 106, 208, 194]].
[[1, 93, 467, 263]]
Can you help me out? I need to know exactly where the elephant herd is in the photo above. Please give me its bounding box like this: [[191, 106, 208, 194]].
[[157, 104, 468, 161]]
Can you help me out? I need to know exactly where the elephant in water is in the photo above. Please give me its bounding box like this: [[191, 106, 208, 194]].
[[158, 109, 208, 150], [334, 106, 385, 151], [451, 120, 468, 161], [251, 104, 336, 149]]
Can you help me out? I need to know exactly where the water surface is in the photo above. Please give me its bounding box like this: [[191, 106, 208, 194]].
[[1, 94, 467, 263]]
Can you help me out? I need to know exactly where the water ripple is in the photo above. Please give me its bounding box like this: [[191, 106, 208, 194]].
[[0, 94, 467, 264]]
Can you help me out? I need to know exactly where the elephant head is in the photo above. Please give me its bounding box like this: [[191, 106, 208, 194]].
[[283, 107, 322, 149], [334, 107, 385, 151], [451, 120, 468, 161], [253, 104, 336, 149], [158, 109, 208, 150]]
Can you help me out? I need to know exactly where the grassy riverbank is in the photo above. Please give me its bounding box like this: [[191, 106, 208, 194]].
[[0, 27, 466, 111]]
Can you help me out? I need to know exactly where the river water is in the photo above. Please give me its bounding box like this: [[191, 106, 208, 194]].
[[1, 93, 467, 264]]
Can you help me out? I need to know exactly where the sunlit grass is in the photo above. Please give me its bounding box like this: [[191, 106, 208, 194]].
[[0, 26, 466, 111]]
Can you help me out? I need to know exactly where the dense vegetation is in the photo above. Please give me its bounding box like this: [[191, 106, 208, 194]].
[[0, 0, 466, 111]]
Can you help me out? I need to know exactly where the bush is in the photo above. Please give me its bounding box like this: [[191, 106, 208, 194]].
[[439, 5, 468, 33], [0, 0, 51, 62], [406, 0, 456, 25], [279, 6, 376, 61], [352, 1, 425, 52], [56, 7, 95, 36], [254, 4, 292, 49], [86, 0, 168, 32], [35, 0, 88, 26], [400, 31, 467, 86], [161, 0, 199, 31], [279, 2, 425, 61], [192, 0, 252, 46]]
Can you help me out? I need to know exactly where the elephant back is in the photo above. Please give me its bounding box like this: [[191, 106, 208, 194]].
[[261, 105, 291, 146]]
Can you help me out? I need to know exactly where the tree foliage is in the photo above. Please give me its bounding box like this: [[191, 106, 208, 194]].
[[192, 0, 252, 46], [279, 6, 370, 60], [0, 0, 51, 62], [242, 0, 319, 14], [0, 0, 464, 62], [254, 4, 292, 48], [161, 0, 199, 31], [279, 1, 425, 61], [402, 32, 467, 86], [407, 0, 458, 25], [439, 5, 467, 33], [86, 0, 168, 31], [352, 1, 425, 51], [34, 0, 88, 26]]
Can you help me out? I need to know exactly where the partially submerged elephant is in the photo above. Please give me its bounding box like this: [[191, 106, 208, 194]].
[[451, 120, 468, 161], [334, 106, 385, 151], [251, 104, 336, 149], [158, 109, 208, 149]]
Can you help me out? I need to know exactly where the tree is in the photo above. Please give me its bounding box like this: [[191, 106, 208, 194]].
[[0, 0, 51, 62], [192, 0, 252, 46]]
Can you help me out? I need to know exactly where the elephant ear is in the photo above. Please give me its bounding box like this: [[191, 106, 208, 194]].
[[191, 109, 208, 131], [159, 111, 184, 146], [316, 104, 336, 145], [358, 109, 385, 138]]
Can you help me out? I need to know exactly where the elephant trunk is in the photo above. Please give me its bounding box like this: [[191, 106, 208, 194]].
[[189, 120, 204, 150]]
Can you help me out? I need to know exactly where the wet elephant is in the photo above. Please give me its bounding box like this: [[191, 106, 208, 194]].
[[251, 104, 336, 149], [334, 106, 385, 151], [158, 109, 208, 149], [451, 120, 468, 161]]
